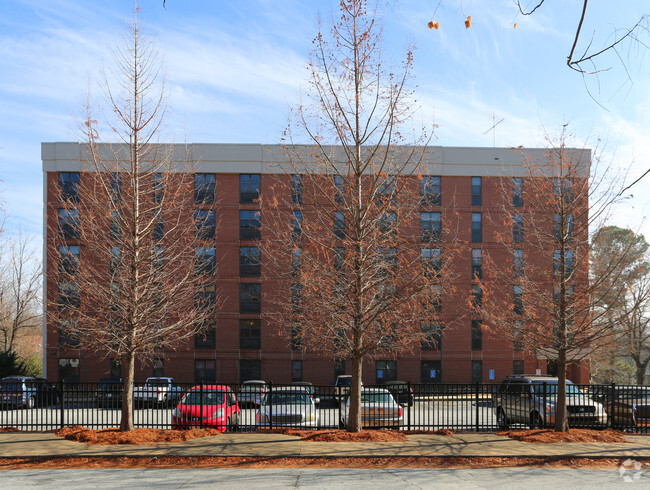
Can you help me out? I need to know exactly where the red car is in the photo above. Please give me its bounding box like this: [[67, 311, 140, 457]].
[[171, 385, 240, 431]]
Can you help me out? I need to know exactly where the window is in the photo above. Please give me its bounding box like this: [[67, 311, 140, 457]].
[[292, 360, 303, 382], [110, 173, 121, 201], [58, 245, 79, 276], [240, 359, 262, 383], [195, 359, 216, 383], [195, 173, 216, 204], [334, 247, 345, 270], [375, 176, 395, 205], [153, 246, 164, 272], [421, 212, 441, 242], [379, 211, 397, 235], [58, 319, 80, 348], [421, 360, 442, 383], [513, 177, 523, 207], [195, 326, 216, 349], [59, 281, 80, 309], [195, 284, 216, 313], [195, 210, 216, 240], [513, 249, 524, 278], [513, 360, 524, 375], [513, 214, 523, 243], [240, 247, 261, 277], [513, 320, 524, 351], [334, 360, 346, 379], [153, 217, 164, 241], [553, 177, 574, 203], [240, 283, 261, 313], [291, 248, 301, 277], [422, 248, 441, 278], [471, 284, 483, 310], [376, 360, 397, 384], [240, 174, 260, 203], [291, 283, 303, 313], [59, 172, 79, 202], [111, 210, 121, 240], [471, 360, 483, 383], [291, 174, 302, 205], [430, 284, 442, 312], [240, 210, 261, 240], [471, 177, 482, 206], [554, 214, 574, 241], [110, 359, 121, 378], [471, 320, 483, 350], [554, 249, 574, 275], [195, 247, 216, 276], [110, 246, 121, 276], [291, 210, 302, 240], [58, 358, 80, 383], [334, 175, 344, 204], [333, 212, 345, 239], [421, 176, 441, 206], [421, 322, 442, 350], [514, 285, 524, 314], [153, 173, 163, 203], [291, 321, 302, 350], [471, 213, 482, 242], [240, 319, 261, 349], [58, 209, 79, 239], [471, 249, 482, 279], [152, 360, 164, 377]]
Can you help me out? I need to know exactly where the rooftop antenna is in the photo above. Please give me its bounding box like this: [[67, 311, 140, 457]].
[[483, 112, 504, 148]]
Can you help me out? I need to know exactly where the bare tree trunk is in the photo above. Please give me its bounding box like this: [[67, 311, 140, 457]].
[[348, 356, 363, 432], [120, 350, 136, 431], [555, 351, 569, 432]]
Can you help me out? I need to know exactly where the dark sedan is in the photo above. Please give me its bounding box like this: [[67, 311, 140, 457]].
[[383, 381, 414, 407]]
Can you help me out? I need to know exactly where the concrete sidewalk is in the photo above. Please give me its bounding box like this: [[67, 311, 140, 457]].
[[1, 432, 650, 459]]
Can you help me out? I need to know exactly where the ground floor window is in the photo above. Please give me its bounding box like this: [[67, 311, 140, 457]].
[[240, 359, 261, 383], [58, 358, 80, 382], [421, 360, 442, 384], [291, 360, 303, 382], [376, 360, 397, 384], [513, 359, 524, 375], [110, 359, 121, 378], [195, 359, 216, 383], [334, 360, 345, 380], [152, 359, 164, 377], [471, 360, 482, 383]]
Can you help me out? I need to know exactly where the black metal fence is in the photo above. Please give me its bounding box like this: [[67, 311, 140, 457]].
[[0, 380, 647, 433]]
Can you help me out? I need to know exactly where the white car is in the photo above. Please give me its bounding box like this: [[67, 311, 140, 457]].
[[256, 387, 319, 428], [340, 388, 403, 429]]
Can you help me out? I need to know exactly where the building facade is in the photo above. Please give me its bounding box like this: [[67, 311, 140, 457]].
[[42, 143, 591, 385]]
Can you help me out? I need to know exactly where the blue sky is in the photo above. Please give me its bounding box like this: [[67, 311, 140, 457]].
[[1, 0, 649, 244]]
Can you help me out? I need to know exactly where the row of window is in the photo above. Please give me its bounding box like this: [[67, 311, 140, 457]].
[[56, 356, 524, 384], [59, 172, 536, 208]]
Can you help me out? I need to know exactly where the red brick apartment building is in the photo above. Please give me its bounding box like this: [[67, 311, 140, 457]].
[[42, 143, 591, 385]]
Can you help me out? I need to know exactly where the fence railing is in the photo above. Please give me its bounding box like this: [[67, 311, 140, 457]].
[[0, 381, 647, 433]]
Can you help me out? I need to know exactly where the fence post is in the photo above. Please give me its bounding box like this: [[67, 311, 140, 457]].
[[59, 380, 65, 429], [475, 382, 479, 432], [268, 381, 273, 430], [543, 382, 547, 428], [407, 381, 411, 431], [610, 382, 616, 430], [199, 379, 203, 429]]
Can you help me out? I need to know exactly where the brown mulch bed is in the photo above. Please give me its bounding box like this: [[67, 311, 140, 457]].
[[0, 456, 648, 470], [497, 429, 629, 444], [55, 426, 224, 445]]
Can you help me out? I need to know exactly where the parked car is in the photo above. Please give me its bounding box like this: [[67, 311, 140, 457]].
[[95, 378, 123, 408], [0, 377, 60, 409], [339, 387, 403, 429], [238, 380, 268, 407], [493, 374, 607, 429], [290, 381, 320, 405], [256, 387, 319, 428], [171, 385, 240, 431], [592, 386, 650, 428], [383, 381, 414, 407], [133, 377, 184, 407]]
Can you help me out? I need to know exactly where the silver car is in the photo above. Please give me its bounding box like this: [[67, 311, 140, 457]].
[[256, 387, 319, 428], [340, 387, 403, 429], [238, 380, 268, 408]]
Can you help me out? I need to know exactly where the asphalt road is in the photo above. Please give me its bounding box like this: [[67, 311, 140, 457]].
[[0, 467, 642, 489]]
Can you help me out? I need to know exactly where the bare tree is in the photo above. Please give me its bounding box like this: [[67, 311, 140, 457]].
[[262, 0, 454, 432], [0, 230, 42, 354], [48, 9, 215, 431], [482, 128, 630, 431]]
